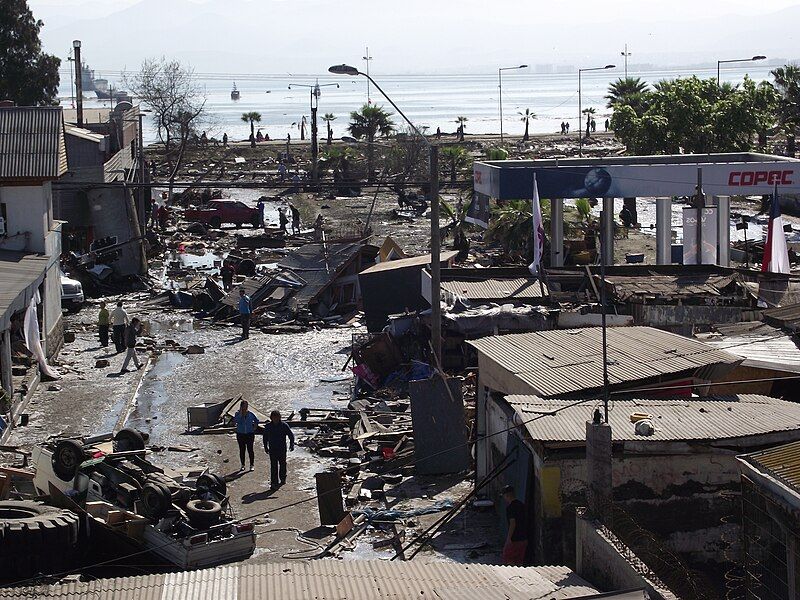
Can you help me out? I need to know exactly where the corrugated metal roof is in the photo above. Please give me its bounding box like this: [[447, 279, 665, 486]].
[[360, 250, 459, 274], [763, 302, 800, 331], [0, 106, 66, 180], [0, 251, 50, 330], [441, 277, 548, 301], [278, 242, 363, 306], [0, 560, 599, 600], [702, 322, 800, 371], [603, 273, 739, 301], [104, 146, 136, 182], [468, 326, 741, 397], [64, 124, 105, 144], [741, 439, 800, 493], [505, 394, 800, 444]]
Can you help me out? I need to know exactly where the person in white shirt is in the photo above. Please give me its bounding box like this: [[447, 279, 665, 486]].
[[110, 300, 129, 354]]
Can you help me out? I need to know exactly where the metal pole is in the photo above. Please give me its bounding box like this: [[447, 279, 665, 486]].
[[578, 70, 582, 157], [430, 145, 441, 364], [138, 112, 146, 234], [717, 61, 721, 87], [67, 50, 75, 109], [498, 69, 504, 144], [311, 89, 319, 183], [599, 208, 610, 422], [364, 47, 372, 103], [73, 41, 83, 128], [696, 168, 704, 264], [623, 44, 629, 78]]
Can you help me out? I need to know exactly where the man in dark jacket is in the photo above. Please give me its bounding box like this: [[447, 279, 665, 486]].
[[262, 410, 294, 488], [119, 317, 143, 373]]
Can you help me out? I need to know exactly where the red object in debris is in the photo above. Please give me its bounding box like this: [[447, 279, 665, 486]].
[[381, 447, 395, 460], [92, 451, 105, 459]]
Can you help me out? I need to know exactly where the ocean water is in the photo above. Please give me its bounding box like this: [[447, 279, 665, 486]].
[[59, 65, 774, 145]]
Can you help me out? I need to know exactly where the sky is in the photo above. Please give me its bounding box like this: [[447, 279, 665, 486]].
[[27, 0, 800, 76]]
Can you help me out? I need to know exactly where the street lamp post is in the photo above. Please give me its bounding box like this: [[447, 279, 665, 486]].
[[578, 64, 615, 157], [620, 44, 631, 79], [289, 81, 339, 183], [329, 63, 443, 364], [362, 47, 373, 104], [717, 55, 766, 87], [498, 64, 528, 144]]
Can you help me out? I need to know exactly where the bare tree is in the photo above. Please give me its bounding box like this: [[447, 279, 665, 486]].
[[126, 57, 206, 198]]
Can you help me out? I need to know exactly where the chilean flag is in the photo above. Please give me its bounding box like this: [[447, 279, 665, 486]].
[[528, 174, 546, 276], [762, 185, 791, 274]]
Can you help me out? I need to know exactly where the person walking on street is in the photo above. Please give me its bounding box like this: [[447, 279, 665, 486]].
[[604, 118, 610, 132], [233, 400, 259, 471], [221, 262, 236, 291], [98, 301, 110, 348], [238, 288, 252, 339], [502, 485, 528, 565], [110, 300, 128, 354], [262, 411, 294, 488], [289, 203, 301, 235], [119, 317, 143, 373]]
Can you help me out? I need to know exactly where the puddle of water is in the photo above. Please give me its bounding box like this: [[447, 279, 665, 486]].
[[145, 316, 196, 335]]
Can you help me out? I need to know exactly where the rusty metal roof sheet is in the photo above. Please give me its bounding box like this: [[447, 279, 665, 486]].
[[441, 277, 548, 301], [0, 560, 598, 600], [0, 106, 66, 180], [603, 273, 739, 301], [506, 394, 800, 444], [468, 326, 741, 397], [740, 439, 800, 493]]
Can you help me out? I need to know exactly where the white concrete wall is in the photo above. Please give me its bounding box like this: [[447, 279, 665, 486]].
[[0, 184, 50, 252]]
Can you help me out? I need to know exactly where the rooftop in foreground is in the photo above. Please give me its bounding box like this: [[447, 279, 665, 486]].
[[0, 560, 608, 600], [507, 394, 800, 446]]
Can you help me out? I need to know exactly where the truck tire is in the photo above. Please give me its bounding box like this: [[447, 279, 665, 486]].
[[0, 501, 79, 578], [209, 216, 222, 229], [140, 483, 171, 520], [236, 258, 256, 277], [185, 499, 222, 529], [114, 428, 146, 452], [196, 473, 226, 497], [52, 439, 86, 482]]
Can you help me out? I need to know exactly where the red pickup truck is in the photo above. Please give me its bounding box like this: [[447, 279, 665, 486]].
[[184, 199, 260, 229]]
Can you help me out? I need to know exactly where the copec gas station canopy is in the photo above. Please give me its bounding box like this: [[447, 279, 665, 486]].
[[472, 153, 800, 267]]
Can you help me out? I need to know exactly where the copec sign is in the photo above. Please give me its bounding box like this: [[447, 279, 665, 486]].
[[474, 161, 800, 199]]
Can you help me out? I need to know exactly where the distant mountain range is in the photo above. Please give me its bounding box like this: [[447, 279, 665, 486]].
[[36, 0, 800, 76]]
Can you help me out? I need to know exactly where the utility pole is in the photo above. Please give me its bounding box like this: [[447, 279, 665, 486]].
[[67, 49, 75, 108], [289, 81, 338, 184], [429, 145, 441, 363], [362, 47, 373, 103], [72, 40, 83, 127], [621, 44, 631, 79], [696, 168, 704, 265]]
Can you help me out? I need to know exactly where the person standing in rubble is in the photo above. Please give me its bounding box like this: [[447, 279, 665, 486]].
[[110, 300, 128, 354], [257, 198, 266, 228], [278, 208, 289, 234], [234, 400, 259, 472], [501, 485, 529, 565], [289, 203, 301, 235], [119, 317, 143, 373], [98, 301, 110, 348], [238, 288, 252, 339], [262, 410, 294, 488], [221, 261, 236, 291]]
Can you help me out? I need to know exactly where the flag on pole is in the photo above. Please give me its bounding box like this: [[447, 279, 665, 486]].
[[528, 174, 546, 276], [761, 184, 790, 274]]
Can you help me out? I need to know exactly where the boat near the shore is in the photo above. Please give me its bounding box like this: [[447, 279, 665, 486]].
[[231, 82, 240, 101]]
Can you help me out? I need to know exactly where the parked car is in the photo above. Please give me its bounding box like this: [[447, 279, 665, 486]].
[[184, 199, 260, 229], [60, 270, 85, 310], [32, 430, 256, 569]]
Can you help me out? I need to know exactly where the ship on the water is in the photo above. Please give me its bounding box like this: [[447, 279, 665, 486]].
[[231, 82, 240, 101]]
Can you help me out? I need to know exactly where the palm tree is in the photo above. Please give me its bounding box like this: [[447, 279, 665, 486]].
[[605, 77, 649, 108], [455, 116, 468, 141], [518, 109, 536, 141], [440, 145, 470, 183], [348, 104, 395, 181], [322, 113, 336, 145], [582, 107, 596, 138], [241, 111, 262, 147], [772, 64, 800, 154]]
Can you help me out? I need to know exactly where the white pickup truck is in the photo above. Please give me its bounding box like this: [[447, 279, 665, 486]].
[[32, 430, 255, 569]]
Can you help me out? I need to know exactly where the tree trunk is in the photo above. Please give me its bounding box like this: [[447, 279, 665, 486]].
[[367, 134, 375, 182], [327, 123, 332, 146], [250, 121, 255, 148], [524, 120, 529, 141]]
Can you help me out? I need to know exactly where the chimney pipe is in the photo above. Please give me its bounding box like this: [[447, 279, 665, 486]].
[[73, 40, 83, 127]]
